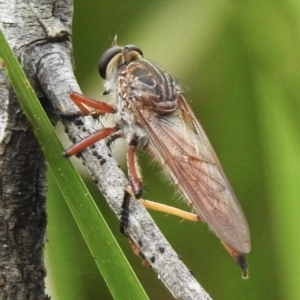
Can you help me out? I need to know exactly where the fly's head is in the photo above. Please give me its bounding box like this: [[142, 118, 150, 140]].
[[99, 44, 143, 95]]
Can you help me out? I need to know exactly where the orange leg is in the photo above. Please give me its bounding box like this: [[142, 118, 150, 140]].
[[70, 92, 115, 115], [63, 127, 118, 157], [127, 141, 143, 198], [124, 186, 199, 222], [142, 199, 200, 222]]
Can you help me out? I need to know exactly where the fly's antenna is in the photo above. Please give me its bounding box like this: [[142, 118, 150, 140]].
[[111, 34, 118, 47], [112, 24, 124, 47]]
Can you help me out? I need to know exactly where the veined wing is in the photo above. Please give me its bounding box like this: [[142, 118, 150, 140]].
[[129, 95, 250, 254]]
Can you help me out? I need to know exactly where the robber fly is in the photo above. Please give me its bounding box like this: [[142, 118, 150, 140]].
[[64, 42, 251, 277]]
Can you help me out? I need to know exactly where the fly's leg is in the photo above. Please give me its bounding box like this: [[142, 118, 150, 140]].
[[119, 187, 199, 236], [124, 186, 199, 222], [142, 199, 200, 222], [127, 139, 143, 198], [119, 139, 143, 234], [70, 92, 115, 116], [63, 126, 119, 157], [120, 190, 131, 235]]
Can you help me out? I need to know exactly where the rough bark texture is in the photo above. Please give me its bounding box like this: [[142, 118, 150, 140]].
[[0, 75, 48, 299], [0, 1, 211, 299]]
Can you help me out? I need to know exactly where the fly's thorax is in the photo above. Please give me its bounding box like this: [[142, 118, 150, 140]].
[[114, 107, 149, 145], [113, 58, 182, 146], [113, 92, 149, 145], [120, 59, 181, 115]]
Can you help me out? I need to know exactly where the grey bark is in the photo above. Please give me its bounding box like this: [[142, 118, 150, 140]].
[[0, 0, 211, 299], [0, 77, 48, 299]]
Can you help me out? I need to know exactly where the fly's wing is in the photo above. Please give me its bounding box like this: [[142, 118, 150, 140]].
[[130, 95, 250, 254]]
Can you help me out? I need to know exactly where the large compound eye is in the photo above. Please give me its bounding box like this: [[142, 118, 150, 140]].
[[98, 47, 122, 79], [124, 45, 143, 57]]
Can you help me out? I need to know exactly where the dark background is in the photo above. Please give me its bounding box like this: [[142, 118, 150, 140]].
[[46, 1, 300, 299]]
